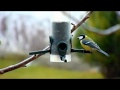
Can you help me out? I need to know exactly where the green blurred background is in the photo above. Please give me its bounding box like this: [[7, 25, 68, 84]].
[[0, 53, 103, 79], [0, 11, 120, 79], [73, 11, 120, 79]]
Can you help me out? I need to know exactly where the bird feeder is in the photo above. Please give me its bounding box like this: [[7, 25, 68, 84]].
[[49, 21, 71, 62], [29, 12, 91, 63]]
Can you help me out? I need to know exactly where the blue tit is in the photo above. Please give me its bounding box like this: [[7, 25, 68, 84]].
[[77, 34, 110, 57]]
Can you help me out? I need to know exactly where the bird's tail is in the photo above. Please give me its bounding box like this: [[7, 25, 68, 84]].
[[97, 49, 110, 57]]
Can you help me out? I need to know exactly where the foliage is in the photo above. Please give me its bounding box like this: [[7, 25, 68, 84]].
[[72, 11, 120, 78]]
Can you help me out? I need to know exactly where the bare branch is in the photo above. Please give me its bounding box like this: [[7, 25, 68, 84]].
[[62, 11, 93, 33], [82, 24, 120, 35], [71, 11, 93, 33], [0, 11, 92, 74], [0, 46, 50, 74], [62, 11, 120, 35]]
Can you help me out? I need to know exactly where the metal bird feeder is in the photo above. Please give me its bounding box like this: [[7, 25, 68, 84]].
[[29, 21, 91, 63]]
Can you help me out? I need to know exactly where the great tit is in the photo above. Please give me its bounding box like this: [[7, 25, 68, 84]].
[[77, 34, 110, 57]]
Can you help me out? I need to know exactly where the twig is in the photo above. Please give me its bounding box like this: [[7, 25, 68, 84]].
[[0, 11, 93, 74], [62, 11, 120, 35], [62, 11, 93, 33], [0, 46, 50, 74], [82, 24, 120, 35]]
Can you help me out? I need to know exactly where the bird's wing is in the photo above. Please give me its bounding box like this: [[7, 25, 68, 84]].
[[82, 40, 100, 50]]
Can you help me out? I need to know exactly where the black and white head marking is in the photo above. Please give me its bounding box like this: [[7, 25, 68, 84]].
[[77, 34, 85, 40]]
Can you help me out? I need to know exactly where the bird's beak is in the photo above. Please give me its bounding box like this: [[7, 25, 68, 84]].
[[77, 37, 79, 39]]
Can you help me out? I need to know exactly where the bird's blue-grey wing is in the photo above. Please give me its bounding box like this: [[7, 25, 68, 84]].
[[82, 40, 100, 50], [82, 40, 110, 57]]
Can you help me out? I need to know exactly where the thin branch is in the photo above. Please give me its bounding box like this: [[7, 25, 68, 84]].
[[0, 46, 50, 74], [62, 11, 120, 35], [62, 11, 93, 33], [82, 24, 120, 35], [71, 11, 93, 33], [0, 11, 93, 74]]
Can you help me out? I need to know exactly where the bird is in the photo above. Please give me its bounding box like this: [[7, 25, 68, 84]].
[[77, 34, 110, 57]]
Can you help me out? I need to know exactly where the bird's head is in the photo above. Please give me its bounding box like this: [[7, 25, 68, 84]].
[[77, 34, 85, 40]]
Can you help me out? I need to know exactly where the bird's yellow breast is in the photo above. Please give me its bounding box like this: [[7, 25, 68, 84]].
[[80, 41, 92, 51]]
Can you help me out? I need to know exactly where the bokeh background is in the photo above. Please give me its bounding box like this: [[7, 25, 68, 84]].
[[0, 11, 119, 79]]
